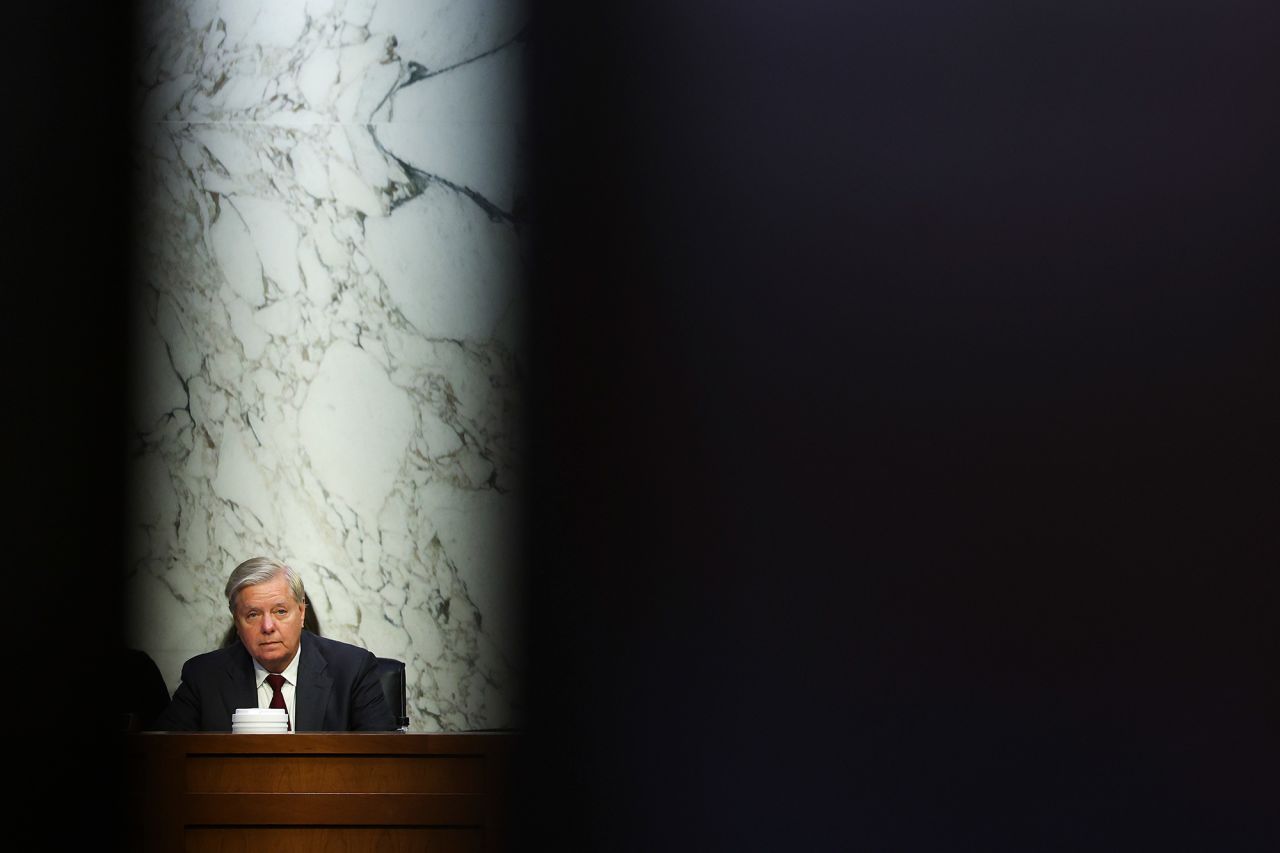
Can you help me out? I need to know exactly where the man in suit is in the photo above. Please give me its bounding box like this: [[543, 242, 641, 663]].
[[152, 557, 396, 731]]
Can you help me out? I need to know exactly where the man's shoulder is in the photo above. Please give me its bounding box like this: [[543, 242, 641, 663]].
[[305, 632, 379, 667], [180, 644, 246, 678]]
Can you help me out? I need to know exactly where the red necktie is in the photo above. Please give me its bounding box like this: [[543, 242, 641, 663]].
[[265, 673, 291, 731]]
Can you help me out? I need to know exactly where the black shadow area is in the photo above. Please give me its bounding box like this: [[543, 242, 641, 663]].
[[520, 2, 1279, 850], [3, 7, 135, 849]]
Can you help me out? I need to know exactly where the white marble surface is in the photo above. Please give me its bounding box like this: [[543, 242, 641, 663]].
[[128, 0, 528, 731]]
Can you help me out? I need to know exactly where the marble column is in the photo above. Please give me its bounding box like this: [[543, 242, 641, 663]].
[[127, 0, 528, 731]]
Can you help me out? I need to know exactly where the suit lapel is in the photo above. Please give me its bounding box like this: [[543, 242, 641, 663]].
[[294, 631, 332, 731], [223, 645, 258, 727]]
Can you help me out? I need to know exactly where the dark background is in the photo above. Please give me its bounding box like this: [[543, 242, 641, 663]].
[[7, 2, 1276, 849], [6, 6, 134, 847], [523, 1, 1277, 850]]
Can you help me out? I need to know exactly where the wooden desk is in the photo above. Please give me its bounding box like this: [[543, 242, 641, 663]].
[[127, 733, 518, 852]]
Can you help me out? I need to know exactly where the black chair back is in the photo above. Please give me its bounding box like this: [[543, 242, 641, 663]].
[[375, 657, 410, 729]]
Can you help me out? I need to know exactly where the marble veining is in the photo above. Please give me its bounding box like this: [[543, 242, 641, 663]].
[[129, 0, 527, 731]]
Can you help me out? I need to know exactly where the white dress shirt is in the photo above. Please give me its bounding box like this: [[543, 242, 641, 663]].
[[251, 644, 301, 729]]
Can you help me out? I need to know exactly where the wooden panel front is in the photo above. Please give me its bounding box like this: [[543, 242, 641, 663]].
[[187, 754, 485, 793], [184, 793, 485, 825], [185, 826, 481, 853], [128, 734, 517, 853]]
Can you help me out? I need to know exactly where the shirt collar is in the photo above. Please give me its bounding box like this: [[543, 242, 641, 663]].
[[251, 640, 302, 687]]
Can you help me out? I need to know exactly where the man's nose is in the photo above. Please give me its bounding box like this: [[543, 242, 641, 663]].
[[261, 612, 276, 632]]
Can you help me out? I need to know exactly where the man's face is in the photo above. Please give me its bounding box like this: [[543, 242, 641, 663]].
[[233, 573, 306, 673]]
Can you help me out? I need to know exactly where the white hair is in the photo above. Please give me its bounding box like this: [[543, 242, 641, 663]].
[[224, 557, 306, 614]]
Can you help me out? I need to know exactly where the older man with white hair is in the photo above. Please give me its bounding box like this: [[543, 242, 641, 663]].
[[152, 557, 396, 732]]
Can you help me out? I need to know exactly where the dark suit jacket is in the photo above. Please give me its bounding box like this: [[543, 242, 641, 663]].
[[150, 631, 397, 731]]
